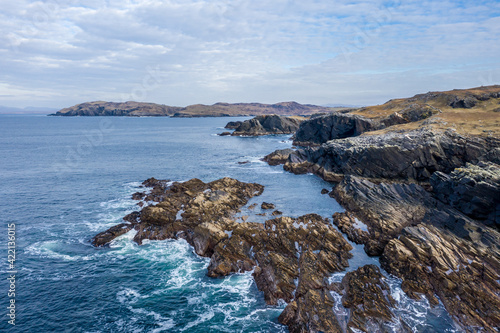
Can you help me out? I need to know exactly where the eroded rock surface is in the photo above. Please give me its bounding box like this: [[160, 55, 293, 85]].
[[381, 224, 500, 332], [431, 161, 500, 228], [336, 265, 398, 333], [262, 148, 294, 166], [284, 128, 498, 182]]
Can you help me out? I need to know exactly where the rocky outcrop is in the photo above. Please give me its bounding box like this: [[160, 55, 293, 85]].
[[292, 113, 378, 146], [292, 103, 441, 146], [261, 202, 275, 210], [330, 176, 435, 256], [332, 265, 398, 332], [230, 115, 304, 136], [262, 148, 294, 166], [284, 128, 498, 182], [431, 161, 500, 228], [224, 121, 242, 129], [93, 177, 354, 332], [92, 177, 264, 247]]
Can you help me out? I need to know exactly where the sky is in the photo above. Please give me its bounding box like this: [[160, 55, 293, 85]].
[[0, 0, 499, 109]]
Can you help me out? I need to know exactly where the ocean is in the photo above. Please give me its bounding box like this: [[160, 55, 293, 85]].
[[0, 115, 458, 332]]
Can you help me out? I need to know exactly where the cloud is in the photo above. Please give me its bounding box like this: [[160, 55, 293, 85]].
[[0, 0, 499, 108]]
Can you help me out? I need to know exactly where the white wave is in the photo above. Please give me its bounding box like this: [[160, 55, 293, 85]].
[[180, 306, 215, 331], [25, 240, 92, 262]]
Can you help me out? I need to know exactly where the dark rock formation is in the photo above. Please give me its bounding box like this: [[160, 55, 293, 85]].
[[262, 148, 294, 166], [431, 161, 500, 227], [321, 188, 329, 194], [231, 115, 304, 136], [219, 132, 231, 136], [224, 121, 242, 129], [284, 128, 498, 182], [292, 113, 378, 146]]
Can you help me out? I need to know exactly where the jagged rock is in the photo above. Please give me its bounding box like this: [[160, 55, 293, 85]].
[[381, 223, 500, 332], [219, 131, 231, 136], [92, 223, 135, 247], [431, 162, 500, 227], [321, 188, 329, 195], [261, 202, 276, 210], [271, 210, 283, 216], [292, 113, 378, 146], [231, 115, 304, 136], [92, 177, 264, 247], [262, 148, 294, 166], [131, 191, 145, 200], [284, 128, 498, 182], [338, 265, 397, 332], [93, 178, 354, 333]]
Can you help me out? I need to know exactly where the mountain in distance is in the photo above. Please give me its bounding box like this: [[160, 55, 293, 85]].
[[50, 101, 346, 117]]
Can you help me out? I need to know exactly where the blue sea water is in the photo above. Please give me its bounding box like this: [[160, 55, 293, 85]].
[[0, 115, 459, 332]]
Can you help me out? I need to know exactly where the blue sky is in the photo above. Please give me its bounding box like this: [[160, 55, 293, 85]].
[[0, 0, 499, 108]]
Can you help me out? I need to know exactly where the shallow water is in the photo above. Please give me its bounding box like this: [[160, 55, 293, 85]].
[[0, 115, 458, 332]]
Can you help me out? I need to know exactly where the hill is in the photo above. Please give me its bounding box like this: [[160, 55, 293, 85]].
[[50, 101, 343, 117]]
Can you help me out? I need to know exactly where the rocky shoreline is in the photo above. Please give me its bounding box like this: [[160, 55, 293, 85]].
[[92, 85, 500, 332], [261, 86, 500, 332], [93, 177, 386, 332]]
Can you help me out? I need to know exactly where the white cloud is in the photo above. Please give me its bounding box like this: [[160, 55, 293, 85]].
[[0, 0, 499, 108]]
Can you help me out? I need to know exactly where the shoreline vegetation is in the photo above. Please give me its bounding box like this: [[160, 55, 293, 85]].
[[92, 85, 500, 332]]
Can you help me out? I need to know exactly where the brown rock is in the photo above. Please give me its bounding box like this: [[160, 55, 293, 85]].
[[261, 202, 276, 210]]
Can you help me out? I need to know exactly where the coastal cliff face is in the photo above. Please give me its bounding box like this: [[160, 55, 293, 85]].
[[52, 101, 341, 117], [263, 85, 500, 332], [229, 115, 304, 136], [284, 127, 497, 182]]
